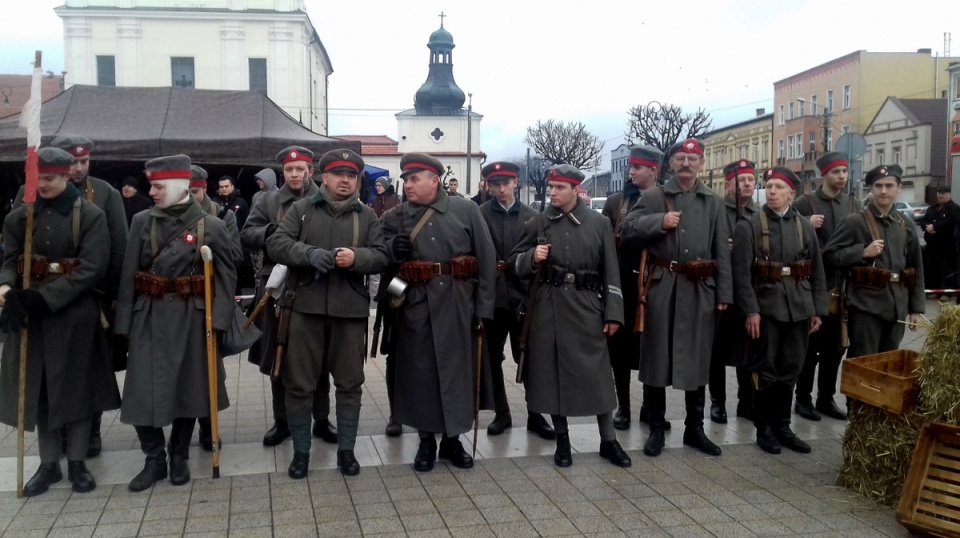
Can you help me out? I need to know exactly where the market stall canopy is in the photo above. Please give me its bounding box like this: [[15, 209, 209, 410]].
[[0, 85, 358, 164]]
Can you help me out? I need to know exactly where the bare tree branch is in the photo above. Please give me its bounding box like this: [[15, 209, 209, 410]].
[[625, 102, 713, 156], [524, 120, 604, 171]]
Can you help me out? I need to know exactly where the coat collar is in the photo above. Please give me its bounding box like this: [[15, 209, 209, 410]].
[[762, 204, 796, 221], [664, 177, 712, 196], [404, 187, 449, 216], [815, 186, 847, 203], [151, 196, 206, 224], [724, 194, 760, 215], [544, 198, 588, 225], [866, 201, 899, 222], [278, 178, 318, 205], [491, 198, 522, 214], [40, 182, 81, 215]]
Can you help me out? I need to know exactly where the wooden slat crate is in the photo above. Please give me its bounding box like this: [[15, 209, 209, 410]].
[[840, 349, 920, 415], [897, 423, 960, 537]]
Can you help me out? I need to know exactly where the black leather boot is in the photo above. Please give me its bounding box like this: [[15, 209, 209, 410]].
[[438, 436, 473, 469], [640, 386, 670, 430], [683, 387, 722, 456], [129, 426, 167, 492], [816, 398, 848, 421], [337, 450, 360, 476], [554, 432, 572, 467], [263, 420, 291, 446], [776, 385, 811, 454], [753, 390, 780, 455], [794, 396, 821, 421], [87, 412, 103, 458], [68, 460, 96, 493], [288, 452, 310, 479], [487, 413, 512, 436], [313, 419, 338, 444], [613, 407, 631, 430], [643, 386, 667, 457], [599, 440, 632, 467], [384, 417, 402, 437], [413, 436, 437, 472], [526, 413, 556, 440], [24, 462, 62, 497], [168, 418, 194, 486], [710, 400, 728, 424]]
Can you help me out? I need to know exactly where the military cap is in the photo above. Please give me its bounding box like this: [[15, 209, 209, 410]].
[[763, 166, 800, 190], [816, 151, 849, 175], [864, 164, 903, 185], [317, 149, 365, 175], [276, 146, 314, 165], [672, 138, 704, 157], [144, 154, 192, 182], [723, 159, 756, 181], [400, 153, 444, 178], [628, 146, 663, 169], [481, 161, 520, 183], [37, 147, 74, 174], [936, 184, 951, 193], [545, 164, 585, 186], [189, 164, 208, 188], [51, 134, 94, 157]]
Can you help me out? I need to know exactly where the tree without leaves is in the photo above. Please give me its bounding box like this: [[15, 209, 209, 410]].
[[624, 102, 713, 157], [524, 120, 604, 172]]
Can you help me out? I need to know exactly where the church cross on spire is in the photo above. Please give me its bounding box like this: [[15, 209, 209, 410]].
[[438, 11, 446, 28]]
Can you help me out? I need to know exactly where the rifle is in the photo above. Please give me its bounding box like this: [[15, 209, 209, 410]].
[[370, 303, 384, 358], [633, 249, 650, 334], [735, 172, 744, 222], [516, 217, 548, 383], [200, 245, 221, 479]]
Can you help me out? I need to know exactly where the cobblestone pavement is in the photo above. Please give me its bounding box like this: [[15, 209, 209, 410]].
[[0, 300, 941, 537]]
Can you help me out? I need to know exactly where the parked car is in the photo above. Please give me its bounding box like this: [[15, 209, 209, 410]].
[[590, 197, 606, 213], [894, 201, 928, 221]]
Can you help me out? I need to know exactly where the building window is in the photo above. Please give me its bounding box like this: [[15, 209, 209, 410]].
[[778, 105, 784, 125], [842, 85, 851, 109], [249, 58, 267, 95], [811, 95, 818, 115], [893, 146, 901, 164], [954, 121, 960, 135], [778, 139, 784, 159], [826, 129, 833, 152], [876, 148, 885, 164], [762, 140, 769, 162], [789, 102, 794, 120], [955, 74, 960, 99], [96, 56, 115, 87], [809, 132, 816, 154], [794, 135, 802, 159], [798, 100, 805, 117], [827, 90, 834, 112], [171, 57, 195, 88], [842, 125, 850, 135]]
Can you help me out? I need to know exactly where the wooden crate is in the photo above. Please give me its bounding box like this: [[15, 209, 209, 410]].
[[841, 349, 920, 415], [897, 423, 960, 537]]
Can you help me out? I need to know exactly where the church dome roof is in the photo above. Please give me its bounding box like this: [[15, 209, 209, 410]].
[[429, 26, 454, 46]]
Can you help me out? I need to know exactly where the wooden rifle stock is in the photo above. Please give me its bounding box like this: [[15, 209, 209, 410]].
[[633, 249, 651, 334]]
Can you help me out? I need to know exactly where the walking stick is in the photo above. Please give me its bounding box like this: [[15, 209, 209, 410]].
[[16, 50, 43, 498], [200, 245, 221, 478], [473, 320, 484, 457]]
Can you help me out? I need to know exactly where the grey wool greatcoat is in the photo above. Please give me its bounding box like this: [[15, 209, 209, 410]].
[[241, 179, 319, 374], [793, 188, 860, 290], [618, 178, 733, 391], [201, 195, 243, 265], [510, 200, 623, 417], [381, 188, 497, 436], [0, 186, 121, 431], [601, 183, 643, 370], [115, 199, 236, 427]]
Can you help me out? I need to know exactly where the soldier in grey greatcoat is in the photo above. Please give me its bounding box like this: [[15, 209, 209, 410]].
[[601, 146, 662, 431], [511, 164, 631, 468], [0, 148, 120, 496], [267, 149, 388, 478], [733, 167, 827, 455], [477, 161, 554, 440], [619, 139, 733, 458], [381, 153, 497, 473], [823, 164, 924, 360], [792, 151, 859, 422], [240, 147, 336, 447], [708, 160, 760, 424], [115, 154, 236, 492], [13, 134, 128, 458]]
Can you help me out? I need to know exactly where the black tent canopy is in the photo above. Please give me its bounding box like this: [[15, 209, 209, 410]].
[[0, 85, 357, 164]]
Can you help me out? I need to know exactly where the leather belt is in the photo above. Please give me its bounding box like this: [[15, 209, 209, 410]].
[[781, 266, 792, 277]]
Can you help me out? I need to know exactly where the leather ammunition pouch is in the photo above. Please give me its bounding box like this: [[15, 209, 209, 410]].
[[652, 258, 718, 280], [449, 255, 478, 278], [399, 255, 479, 283], [134, 271, 168, 297], [539, 263, 569, 286], [790, 260, 813, 280], [754, 260, 784, 281], [850, 266, 915, 288], [538, 265, 601, 291], [173, 275, 206, 299], [135, 271, 206, 299], [902, 268, 917, 288], [17, 255, 79, 280]]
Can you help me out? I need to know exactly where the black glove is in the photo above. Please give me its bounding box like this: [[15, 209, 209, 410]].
[[264, 224, 277, 241], [18, 289, 50, 316], [307, 248, 335, 273], [393, 234, 412, 261], [0, 290, 28, 333]]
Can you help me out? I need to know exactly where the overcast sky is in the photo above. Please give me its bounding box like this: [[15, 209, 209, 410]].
[[1, 0, 956, 170]]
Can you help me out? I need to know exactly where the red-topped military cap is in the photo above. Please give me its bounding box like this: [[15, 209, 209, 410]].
[[400, 153, 444, 179], [37, 147, 74, 174], [144, 154, 192, 182], [317, 149, 364, 174], [723, 159, 756, 181], [763, 166, 800, 190], [481, 161, 520, 183], [51, 134, 94, 157], [276, 146, 314, 165]]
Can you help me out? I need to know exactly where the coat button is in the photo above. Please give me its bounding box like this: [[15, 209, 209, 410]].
[[684, 249, 689, 253]]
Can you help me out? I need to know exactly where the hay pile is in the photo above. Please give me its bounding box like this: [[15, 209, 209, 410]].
[[837, 305, 960, 506]]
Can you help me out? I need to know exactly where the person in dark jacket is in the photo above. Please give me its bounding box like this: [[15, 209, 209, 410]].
[[121, 176, 153, 226], [0, 148, 120, 496], [919, 186, 959, 294], [732, 167, 827, 455], [215, 175, 249, 231], [371, 177, 400, 217], [251, 168, 278, 211]]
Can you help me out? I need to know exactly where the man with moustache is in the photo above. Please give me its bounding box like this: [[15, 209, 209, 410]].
[[12, 135, 128, 458], [477, 161, 554, 439], [823, 164, 924, 360], [241, 147, 336, 447], [381, 153, 496, 472], [115, 154, 236, 491], [708, 159, 761, 424], [792, 152, 859, 422], [732, 167, 827, 455], [602, 145, 662, 430], [267, 149, 388, 477], [619, 139, 733, 458]]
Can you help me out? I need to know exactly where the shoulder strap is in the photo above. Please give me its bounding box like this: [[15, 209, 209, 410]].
[[149, 212, 205, 263], [862, 210, 882, 242], [86, 178, 94, 203], [614, 195, 627, 230], [795, 210, 804, 251], [536, 213, 547, 244], [409, 207, 436, 243], [72, 198, 82, 251], [758, 211, 771, 258], [192, 217, 205, 266], [661, 186, 674, 212], [352, 211, 360, 248], [804, 193, 815, 213]]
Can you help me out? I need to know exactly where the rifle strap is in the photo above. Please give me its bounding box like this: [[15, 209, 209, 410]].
[[148, 212, 206, 268], [661, 186, 674, 213], [86, 178, 94, 203], [518, 215, 548, 353], [276, 204, 315, 345], [352, 211, 360, 248], [409, 208, 435, 244], [71, 198, 81, 252], [862, 208, 907, 258]]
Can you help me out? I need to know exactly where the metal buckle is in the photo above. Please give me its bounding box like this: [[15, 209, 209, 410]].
[[668, 261, 679, 272], [563, 273, 576, 283], [432, 263, 442, 276], [781, 266, 792, 276], [47, 262, 63, 274], [890, 272, 900, 283]]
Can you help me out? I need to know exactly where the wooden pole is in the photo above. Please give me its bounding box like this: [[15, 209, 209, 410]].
[[201, 245, 220, 478]]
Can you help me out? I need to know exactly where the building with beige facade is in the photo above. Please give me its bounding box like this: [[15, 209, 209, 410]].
[[773, 49, 959, 180], [702, 111, 773, 194], [56, 0, 333, 134]]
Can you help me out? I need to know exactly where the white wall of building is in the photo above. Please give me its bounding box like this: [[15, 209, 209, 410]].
[[864, 100, 933, 204], [57, 0, 331, 133]]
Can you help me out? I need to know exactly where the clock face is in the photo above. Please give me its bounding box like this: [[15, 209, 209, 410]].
[[430, 127, 445, 143]]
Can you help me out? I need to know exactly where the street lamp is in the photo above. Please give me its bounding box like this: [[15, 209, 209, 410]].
[[1, 87, 11, 108]]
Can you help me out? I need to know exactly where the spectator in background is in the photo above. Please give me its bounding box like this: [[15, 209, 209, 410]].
[[371, 177, 399, 218], [447, 177, 465, 198], [471, 179, 492, 205], [120, 176, 152, 226], [919, 186, 959, 297], [216, 175, 250, 230], [252, 168, 278, 210]]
